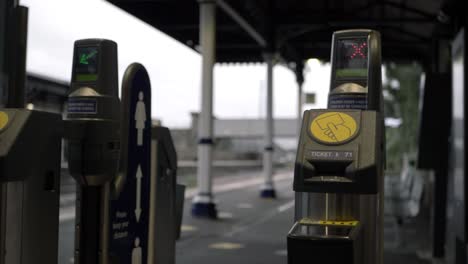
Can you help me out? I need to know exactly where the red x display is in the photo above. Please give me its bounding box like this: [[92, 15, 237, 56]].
[[350, 42, 367, 59]]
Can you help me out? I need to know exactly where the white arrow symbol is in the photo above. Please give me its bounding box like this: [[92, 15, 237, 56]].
[[135, 165, 142, 222]]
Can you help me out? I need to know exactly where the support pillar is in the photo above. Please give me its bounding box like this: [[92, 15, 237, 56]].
[[192, 0, 217, 218], [0, 0, 17, 107], [260, 53, 276, 198], [429, 38, 451, 259], [294, 65, 305, 220], [0, 0, 7, 80], [296, 64, 304, 135], [297, 82, 303, 134]]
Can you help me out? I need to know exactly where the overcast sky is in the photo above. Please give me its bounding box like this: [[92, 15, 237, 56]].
[[21, 0, 330, 128]]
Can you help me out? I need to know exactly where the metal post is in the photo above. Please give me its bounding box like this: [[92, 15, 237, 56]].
[[192, 0, 217, 218], [294, 78, 303, 217], [297, 81, 303, 134], [0, 0, 11, 256], [6, 6, 27, 108], [260, 53, 276, 198], [294, 71, 306, 220], [295, 62, 305, 135], [0, 0, 7, 79], [429, 39, 451, 259], [0, 0, 17, 107]]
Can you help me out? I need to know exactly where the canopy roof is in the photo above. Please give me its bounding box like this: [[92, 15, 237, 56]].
[[108, 0, 460, 68]]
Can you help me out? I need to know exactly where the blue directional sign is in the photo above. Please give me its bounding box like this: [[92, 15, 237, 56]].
[[109, 63, 152, 263]]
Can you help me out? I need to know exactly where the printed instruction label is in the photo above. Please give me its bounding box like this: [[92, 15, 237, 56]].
[[112, 211, 130, 240], [67, 98, 97, 114], [328, 96, 367, 110], [307, 150, 354, 161]]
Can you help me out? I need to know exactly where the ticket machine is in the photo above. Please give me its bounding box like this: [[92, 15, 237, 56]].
[[65, 40, 180, 264], [288, 29, 385, 264], [65, 39, 121, 264]]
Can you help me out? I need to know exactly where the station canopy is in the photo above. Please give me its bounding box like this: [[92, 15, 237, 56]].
[[107, 0, 452, 67]]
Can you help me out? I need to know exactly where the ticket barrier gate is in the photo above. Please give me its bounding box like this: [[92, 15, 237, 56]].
[[0, 111, 61, 264], [0, 37, 180, 263], [0, 4, 62, 264], [151, 126, 178, 264], [175, 183, 186, 240], [65, 39, 121, 264], [288, 29, 385, 264]]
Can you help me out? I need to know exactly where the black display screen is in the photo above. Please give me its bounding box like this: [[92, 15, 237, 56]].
[[74, 46, 99, 82], [335, 38, 368, 79]]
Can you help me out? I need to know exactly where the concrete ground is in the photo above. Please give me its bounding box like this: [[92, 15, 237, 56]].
[[177, 170, 294, 264]]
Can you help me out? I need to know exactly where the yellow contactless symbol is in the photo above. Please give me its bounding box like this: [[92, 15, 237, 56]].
[[310, 112, 358, 144], [0, 112, 8, 131]]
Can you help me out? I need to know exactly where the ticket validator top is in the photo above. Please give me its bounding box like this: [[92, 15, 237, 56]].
[[294, 29, 383, 194], [66, 39, 121, 186], [328, 29, 382, 111]]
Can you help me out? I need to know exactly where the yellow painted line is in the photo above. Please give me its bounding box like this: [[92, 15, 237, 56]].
[[0, 112, 9, 131], [299, 218, 359, 227], [218, 211, 234, 219], [237, 203, 253, 209], [209, 242, 245, 250], [181, 225, 198, 232], [318, 220, 358, 226]]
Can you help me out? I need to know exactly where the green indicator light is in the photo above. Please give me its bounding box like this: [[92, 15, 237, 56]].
[[336, 69, 368, 78], [79, 50, 98, 65], [76, 74, 98, 82], [79, 54, 88, 65]]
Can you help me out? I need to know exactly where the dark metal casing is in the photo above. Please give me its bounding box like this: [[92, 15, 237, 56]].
[[65, 39, 121, 186], [0, 109, 61, 264], [329, 30, 382, 111], [293, 109, 383, 194], [150, 126, 178, 264], [288, 221, 362, 264]]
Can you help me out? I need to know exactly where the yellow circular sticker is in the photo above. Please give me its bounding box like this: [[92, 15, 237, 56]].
[[0, 112, 8, 131], [310, 112, 358, 144]]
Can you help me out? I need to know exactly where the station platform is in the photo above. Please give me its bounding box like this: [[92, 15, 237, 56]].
[[178, 170, 294, 264], [58, 168, 431, 264], [177, 169, 431, 264]]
